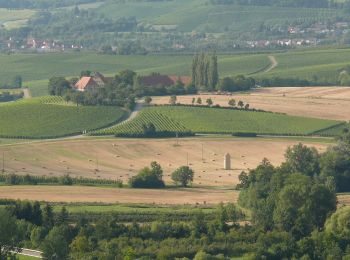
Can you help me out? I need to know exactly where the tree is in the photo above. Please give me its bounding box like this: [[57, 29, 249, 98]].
[[80, 70, 91, 77], [238, 100, 244, 109], [129, 162, 165, 188], [142, 123, 156, 137], [42, 226, 69, 260], [191, 52, 218, 91], [244, 103, 250, 110], [206, 98, 213, 106], [169, 95, 177, 105], [48, 77, 71, 96], [197, 97, 202, 105], [144, 96, 152, 104], [171, 166, 194, 187], [13, 75, 22, 88], [42, 203, 54, 229], [56, 207, 69, 225], [0, 209, 21, 260], [321, 132, 350, 192], [70, 235, 91, 259], [283, 143, 320, 177], [228, 99, 236, 107], [192, 97, 195, 104]]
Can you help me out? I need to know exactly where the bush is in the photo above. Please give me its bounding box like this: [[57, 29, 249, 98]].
[[129, 162, 165, 188]]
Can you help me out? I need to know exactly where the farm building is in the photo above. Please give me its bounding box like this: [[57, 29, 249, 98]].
[[74, 72, 113, 92], [139, 74, 191, 87]]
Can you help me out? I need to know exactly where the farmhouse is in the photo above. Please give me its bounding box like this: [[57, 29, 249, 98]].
[[74, 72, 112, 92], [140, 74, 191, 87]]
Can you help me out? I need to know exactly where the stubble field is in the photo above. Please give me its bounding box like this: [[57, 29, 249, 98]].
[[151, 87, 350, 121], [0, 137, 329, 187]]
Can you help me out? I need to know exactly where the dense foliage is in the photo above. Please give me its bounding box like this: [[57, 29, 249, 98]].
[[129, 161, 165, 188], [191, 53, 218, 91], [0, 173, 123, 187]]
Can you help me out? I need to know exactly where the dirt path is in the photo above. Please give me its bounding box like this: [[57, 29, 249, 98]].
[[264, 55, 278, 73], [22, 88, 31, 99], [124, 102, 144, 123]]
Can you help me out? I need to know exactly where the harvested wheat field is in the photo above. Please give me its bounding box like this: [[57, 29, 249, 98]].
[[338, 194, 350, 207], [151, 87, 350, 121], [0, 186, 238, 205], [0, 137, 328, 186]]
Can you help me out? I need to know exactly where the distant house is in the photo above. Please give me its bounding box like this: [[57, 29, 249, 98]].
[[139, 75, 191, 87], [74, 72, 112, 92]]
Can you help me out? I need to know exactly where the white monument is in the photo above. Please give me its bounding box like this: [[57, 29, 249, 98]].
[[224, 153, 231, 170]]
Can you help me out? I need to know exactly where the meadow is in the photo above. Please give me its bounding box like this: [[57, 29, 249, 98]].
[[0, 97, 126, 138], [261, 48, 350, 83], [0, 52, 269, 97], [94, 106, 341, 136], [3, 47, 350, 97], [96, 0, 340, 33], [0, 8, 35, 29]]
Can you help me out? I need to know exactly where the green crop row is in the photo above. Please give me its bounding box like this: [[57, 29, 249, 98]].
[[0, 96, 126, 139], [93, 106, 342, 136]]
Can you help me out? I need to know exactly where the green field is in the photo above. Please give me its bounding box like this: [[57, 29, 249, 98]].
[[315, 123, 350, 136], [3, 48, 349, 97], [94, 106, 341, 136], [97, 0, 340, 33], [17, 255, 38, 260], [0, 8, 35, 29], [260, 48, 350, 82], [0, 97, 126, 138], [0, 52, 269, 97]]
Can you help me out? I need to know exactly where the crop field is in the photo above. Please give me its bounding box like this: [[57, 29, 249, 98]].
[[0, 97, 126, 138], [0, 137, 329, 186], [260, 48, 350, 82], [151, 87, 350, 121], [95, 106, 340, 136], [97, 0, 340, 33], [0, 52, 269, 97], [0, 186, 238, 205]]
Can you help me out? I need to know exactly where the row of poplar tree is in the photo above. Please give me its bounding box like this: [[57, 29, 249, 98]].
[[191, 53, 219, 91]]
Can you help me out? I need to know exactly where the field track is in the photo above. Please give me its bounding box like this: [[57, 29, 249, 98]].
[[0, 185, 349, 206], [0, 186, 237, 205], [264, 55, 278, 73]]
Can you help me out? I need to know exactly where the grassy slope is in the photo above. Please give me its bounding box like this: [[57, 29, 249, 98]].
[[0, 53, 269, 96], [0, 97, 126, 138], [259, 48, 350, 82], [95, 106, 341, 136], [97, 0, 339, 33], [0, 8, 35, 29]]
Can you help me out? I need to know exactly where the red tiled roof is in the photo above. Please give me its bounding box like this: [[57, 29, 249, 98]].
[[74, 77, 98, 91]]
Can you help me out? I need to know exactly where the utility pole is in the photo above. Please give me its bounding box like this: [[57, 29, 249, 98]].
[[187, 152, 189, 166]]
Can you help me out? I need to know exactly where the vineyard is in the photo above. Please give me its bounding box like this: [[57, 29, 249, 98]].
[[93, 106, 342, 136], [0, 97, 126, 138]]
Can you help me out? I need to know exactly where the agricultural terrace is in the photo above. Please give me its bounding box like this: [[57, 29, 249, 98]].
[[0, 137, 329, 186], [0, 97, 126, 138], [151, 87, 350, 121], [94, 106, 341, 136]]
